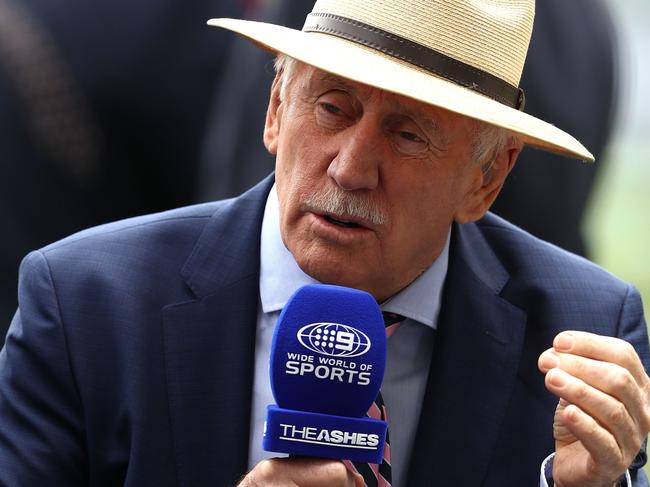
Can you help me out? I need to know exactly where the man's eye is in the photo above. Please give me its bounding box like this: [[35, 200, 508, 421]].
[[321, 103, 342, 115], [400, 131, 425, 143]]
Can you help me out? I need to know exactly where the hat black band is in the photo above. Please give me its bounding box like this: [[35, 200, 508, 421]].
[[303, 12, 526, 111]]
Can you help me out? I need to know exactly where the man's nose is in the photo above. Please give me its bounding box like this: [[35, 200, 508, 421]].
[[326, 119, 382, 191]]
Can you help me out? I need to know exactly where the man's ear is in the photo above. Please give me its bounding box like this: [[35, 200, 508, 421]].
[[263, 72, 284, 155], [454, 138, 524, 224]]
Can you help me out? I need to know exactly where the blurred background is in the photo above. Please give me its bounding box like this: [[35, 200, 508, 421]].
[[587, 0, 650, 322]]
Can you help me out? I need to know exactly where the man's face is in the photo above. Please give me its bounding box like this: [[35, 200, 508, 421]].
[[264, 63, 511, 302]]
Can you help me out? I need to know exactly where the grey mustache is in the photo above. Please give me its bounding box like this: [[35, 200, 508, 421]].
[[302, 187, 387, 226]]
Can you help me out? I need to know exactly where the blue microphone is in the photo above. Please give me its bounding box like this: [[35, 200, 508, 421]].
[[263, 284, 387, 463]]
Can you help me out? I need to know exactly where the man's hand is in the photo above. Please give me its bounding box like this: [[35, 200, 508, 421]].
[[538, 331, 650, 487], [237, 457, 365, 487]]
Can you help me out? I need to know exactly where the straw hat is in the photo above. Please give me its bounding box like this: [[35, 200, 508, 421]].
[[208, 0, 593, 161]]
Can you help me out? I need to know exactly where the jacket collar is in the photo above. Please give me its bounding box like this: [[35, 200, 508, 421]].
[[180, 175, 274, 298], [407, 218, 528, 486], [163, 176, 274, 487]]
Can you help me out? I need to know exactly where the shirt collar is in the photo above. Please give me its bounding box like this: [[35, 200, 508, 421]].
[[259, 184, 450, 329]]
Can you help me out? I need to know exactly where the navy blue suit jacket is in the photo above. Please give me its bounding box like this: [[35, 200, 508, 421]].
[[1, 176, 648, 486]]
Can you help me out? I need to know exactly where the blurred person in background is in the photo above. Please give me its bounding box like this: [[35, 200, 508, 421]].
[[491, 0, 618, 256], [0, 0, 249, 344], [198, 0, 617, 258]]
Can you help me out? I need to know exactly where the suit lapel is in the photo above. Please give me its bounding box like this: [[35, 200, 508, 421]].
[[162, 177, 273, 487], [407, 220, 527, 486]]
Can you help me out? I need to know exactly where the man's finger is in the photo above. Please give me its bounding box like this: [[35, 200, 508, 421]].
[[539, 349, 650, 432], [553, 331, 648, 387], [558, 403, 627, 482], [240, 457, 364, 487], [544, 368, 642, 460]]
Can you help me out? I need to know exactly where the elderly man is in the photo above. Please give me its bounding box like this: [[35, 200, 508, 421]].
[[0, 1, 648, 486]]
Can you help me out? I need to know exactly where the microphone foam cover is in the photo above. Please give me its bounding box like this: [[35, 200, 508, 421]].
[[270, 284, 386, 418]]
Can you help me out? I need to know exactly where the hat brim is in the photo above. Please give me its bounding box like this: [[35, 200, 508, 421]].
[[208, 18, 594, 161]]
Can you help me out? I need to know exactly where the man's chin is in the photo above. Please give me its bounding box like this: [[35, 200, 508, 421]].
[[295, 252, 371, 293]]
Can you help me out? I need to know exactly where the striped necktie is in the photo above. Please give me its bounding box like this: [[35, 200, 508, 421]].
[[347, 312, 405, 487]]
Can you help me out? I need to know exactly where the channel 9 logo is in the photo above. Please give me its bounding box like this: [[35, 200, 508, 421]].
[[297, 323, 371, 358]]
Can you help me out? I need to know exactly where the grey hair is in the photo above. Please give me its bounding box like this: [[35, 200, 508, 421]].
[[274, 54, 516, 169], [273, 54, 299, 102], [471, 122, 514, 173]]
